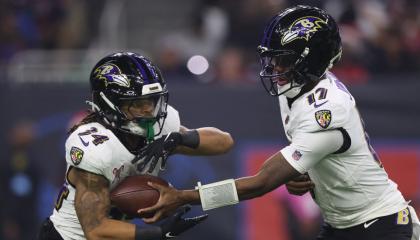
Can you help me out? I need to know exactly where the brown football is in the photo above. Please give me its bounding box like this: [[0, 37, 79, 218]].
[[110, 174, 168, 218]]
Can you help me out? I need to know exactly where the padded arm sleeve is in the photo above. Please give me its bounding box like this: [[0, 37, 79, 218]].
[[280, 129, 344, 174]]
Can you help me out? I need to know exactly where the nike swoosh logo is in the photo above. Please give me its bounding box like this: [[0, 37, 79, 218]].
[[165, 232, 176, 238], [314, 101, 328, 108], [79, 136, 89, 147], [363, 218, 379, 228]]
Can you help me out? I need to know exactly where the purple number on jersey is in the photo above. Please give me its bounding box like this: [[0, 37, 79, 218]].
[[55, 183, 70, 211], [307, 87, 328, 107], [78, 127, 109, 146], [92, 134, 110, 146], [78, 127, 98, 136]]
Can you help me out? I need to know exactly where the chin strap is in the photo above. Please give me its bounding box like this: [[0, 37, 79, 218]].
[[283, 85, 303, 98], [86, 100, 100, 112], [86, 100, 113, 126]]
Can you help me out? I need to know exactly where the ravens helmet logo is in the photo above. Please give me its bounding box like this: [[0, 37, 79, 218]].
[[281, 16, 328, 45], [94, 63, 131, 88]]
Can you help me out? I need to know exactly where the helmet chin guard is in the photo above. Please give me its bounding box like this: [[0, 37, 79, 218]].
[[120, 120, 156, 142], [278, 82, 303, 98]]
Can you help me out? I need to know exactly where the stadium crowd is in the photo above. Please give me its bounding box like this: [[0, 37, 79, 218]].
[[0, 0, 419, 85]]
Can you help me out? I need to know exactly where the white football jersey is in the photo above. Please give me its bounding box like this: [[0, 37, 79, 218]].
[[279, 72, 408, 228], [50, 105, 180, 240]]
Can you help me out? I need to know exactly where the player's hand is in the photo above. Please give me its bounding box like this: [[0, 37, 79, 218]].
[[138, 182, 185, 223], [132, 132, 182, 173], [285, 173, 314, 196], [159, 205, 208, 239]]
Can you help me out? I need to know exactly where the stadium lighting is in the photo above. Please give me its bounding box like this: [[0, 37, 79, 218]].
[[187, 55, 209, 75]]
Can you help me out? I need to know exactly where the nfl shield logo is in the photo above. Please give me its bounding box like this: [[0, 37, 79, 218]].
[[70, 146, 84, 165], [315, 110, 332, 129], [292, 150, 302, 161]]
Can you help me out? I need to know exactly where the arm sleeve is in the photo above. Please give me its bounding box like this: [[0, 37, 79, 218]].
[[280, 130, 344, 174]]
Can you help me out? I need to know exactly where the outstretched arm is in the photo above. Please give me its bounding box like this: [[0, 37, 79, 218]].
[[139, 150, 300, 223], [132, 126, 234, 173], [235, 150, 300, 200], [174, 126, 234, 155], [139, 129, 345, 222]]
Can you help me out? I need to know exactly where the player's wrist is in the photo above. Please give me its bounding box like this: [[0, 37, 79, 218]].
[[179, 189, 201, 205], [179, 130, 200, 149], [135, 225, 162, 240], [195, 179, 239, 211]]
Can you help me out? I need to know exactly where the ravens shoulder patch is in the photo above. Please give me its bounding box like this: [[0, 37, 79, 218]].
[[70, 146, 84, 165], [315, 110, 332, 129]]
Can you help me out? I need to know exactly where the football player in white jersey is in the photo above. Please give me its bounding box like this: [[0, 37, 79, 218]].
[[136, 6, 420, 240], [37, 52, 234, 240]]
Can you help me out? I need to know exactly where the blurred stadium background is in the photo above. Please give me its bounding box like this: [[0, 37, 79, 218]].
[[0, 0, 419, 239]]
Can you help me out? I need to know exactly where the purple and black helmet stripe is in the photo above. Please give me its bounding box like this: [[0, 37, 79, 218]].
[[261, 14, 284, 48], [140, 57, 159, 81], [127, 54, 152, 84]]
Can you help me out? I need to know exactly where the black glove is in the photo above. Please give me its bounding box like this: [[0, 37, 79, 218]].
[[134, 206, 207, 240], [132, 132, 182, 173], [160, 205, 208, 239]]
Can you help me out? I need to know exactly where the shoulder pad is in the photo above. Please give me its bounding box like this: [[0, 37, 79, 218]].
[[292, 81, 354, 133], [65, 123, 114, 175]]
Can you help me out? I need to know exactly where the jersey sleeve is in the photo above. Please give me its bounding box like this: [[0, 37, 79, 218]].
[[155, 105, 181, 138], [65, 124, 113, 177], [280, 130, 343, 173]]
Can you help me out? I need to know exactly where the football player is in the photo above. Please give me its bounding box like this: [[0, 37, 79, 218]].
[[137, 6, 420, 240], [37, 52, 234, 240]]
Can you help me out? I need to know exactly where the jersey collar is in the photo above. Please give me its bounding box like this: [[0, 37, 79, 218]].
[[286, 76, 325, 108]]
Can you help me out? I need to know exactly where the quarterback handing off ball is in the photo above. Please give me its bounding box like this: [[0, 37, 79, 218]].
[[110, 174, 169, 218]]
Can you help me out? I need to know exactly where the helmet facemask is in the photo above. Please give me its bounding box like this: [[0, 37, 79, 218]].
[[258, 46, 307, 98], [88, 84, 169, 142], [118, 91, 169, 141]]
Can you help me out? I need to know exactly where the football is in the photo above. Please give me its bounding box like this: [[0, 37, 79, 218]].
[[110, 174, 169, 218]]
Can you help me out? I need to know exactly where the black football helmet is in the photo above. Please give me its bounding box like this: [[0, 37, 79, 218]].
[[88, 52, 168, 141], [257, 5, 342, 97]]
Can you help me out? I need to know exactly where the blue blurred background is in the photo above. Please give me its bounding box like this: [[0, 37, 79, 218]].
[[0, 0, 419, 239]]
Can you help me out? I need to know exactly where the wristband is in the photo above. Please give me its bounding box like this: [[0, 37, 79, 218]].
[[180, 130, 200, 149], [135, 225, 162, 240], [195, 179, 239, 211]]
